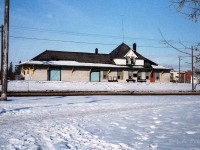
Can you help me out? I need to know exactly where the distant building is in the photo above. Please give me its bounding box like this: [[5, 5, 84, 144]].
[[19, 43, 171, 83], [170, 70, 200, 84], [170, 70, 180, 83], [185, 70, 192, 83]]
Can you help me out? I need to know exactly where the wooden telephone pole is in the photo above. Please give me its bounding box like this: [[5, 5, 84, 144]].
[[179, 56, 181, 83], [1, 0, 9, 101], [191, 46, 194, 91], [1, 25, 3, 70]]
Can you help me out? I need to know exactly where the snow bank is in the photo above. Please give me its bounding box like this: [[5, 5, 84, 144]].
[[5, 80, 200, 92]]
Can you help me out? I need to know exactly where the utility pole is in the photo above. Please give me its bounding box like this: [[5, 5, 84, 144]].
[[1, 25, 3, 71], [1, 0, 9, 101], [191, 46, 194, 91], [179, 56, 181, 83]]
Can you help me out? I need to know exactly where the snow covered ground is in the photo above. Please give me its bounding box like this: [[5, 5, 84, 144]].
[[1, 95, 200, 149], [5, 80, 200, 91]]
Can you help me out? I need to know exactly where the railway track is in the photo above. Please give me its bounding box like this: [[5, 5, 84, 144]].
[[3, 90, 200, 96]]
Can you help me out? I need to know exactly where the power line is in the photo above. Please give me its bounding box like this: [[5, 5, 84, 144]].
[[10, 35, 187, 49], [10, 35, 118, 46], [11, 25, 130, 40], [10, 25, 198, 44]]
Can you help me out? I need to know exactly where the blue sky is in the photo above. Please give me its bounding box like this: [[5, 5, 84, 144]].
[[0, 0, 200, 71]]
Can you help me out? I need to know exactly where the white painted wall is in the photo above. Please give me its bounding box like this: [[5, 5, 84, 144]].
[[135, 60, 144, 66], [124, 50, 137, 58], [160, 73, 170, 83], [61, 67, 90, 82], [21, 66, 48, 81], [20, 65, 171, 83], [113, 58, 126, 65]]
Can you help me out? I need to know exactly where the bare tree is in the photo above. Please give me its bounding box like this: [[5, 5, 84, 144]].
[[170, 0, 200, 22]]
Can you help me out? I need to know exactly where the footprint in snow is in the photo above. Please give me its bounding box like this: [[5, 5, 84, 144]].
[[120, 126, 127, 130], [186, 131, 196, 135], [110, 122, 119, 126], [150, 125, 156, 129], [171, 122, 179, 125], [149, 143, 158, 149], [155, 120, 161, 124], [152, 117, 158, 120]]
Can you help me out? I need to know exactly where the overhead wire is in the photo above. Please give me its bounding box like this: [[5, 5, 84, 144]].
[[10, 25, 198, 44], [9, 35, 188, 50]]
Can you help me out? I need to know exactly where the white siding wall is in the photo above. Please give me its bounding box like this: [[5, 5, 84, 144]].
[[61, 67, 90, 82], [21, 66, 48, 81], [32, 67, 48, 81], [141, 72, 146, 79], [113, 59, 126, 65], [21, 65, 171, 83], [135, 60, 144, 66], [160, 73, 170, 83], [125, 50, 137, 58]]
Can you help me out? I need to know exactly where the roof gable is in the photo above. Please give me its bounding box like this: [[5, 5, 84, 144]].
[[124, 49, 138, 58], [109, 43, 131, 59], [135, 51, 157, 66]]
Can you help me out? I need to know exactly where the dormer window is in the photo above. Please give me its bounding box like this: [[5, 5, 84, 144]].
[[126, 56, 131, 65], [131, 57, 135, 65]]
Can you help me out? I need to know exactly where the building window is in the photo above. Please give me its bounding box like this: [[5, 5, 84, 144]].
[[103, 71, 107, 79], [146, 72, 150, 80], [128, 71, 132, 79], [117, 70, 123, 80], [137, 72, 141, 80], [133, 73, 137, 77], [131, 57, 135, 65], [155, 73, 160, 80]]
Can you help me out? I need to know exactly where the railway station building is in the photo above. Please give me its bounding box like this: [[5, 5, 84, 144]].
[[19, 43, 171, 83]]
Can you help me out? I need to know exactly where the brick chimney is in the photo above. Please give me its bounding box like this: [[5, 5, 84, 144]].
[[133, 43, 136, 52], [95, 48, 98, 54]]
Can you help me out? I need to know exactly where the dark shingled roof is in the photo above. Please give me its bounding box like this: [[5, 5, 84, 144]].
[[32, 50, 112, 64], [31, 43, 157, 66], [135, 51, 157, 66], [109, 43, 157, 66], [109, 43, 130, 59]]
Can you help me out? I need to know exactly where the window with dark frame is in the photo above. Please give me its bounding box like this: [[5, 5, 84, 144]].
[[155, 72, 160, 80], [128, 71, 132, 79], [103, 71, 107, 79], [146, 72, 150, 79], [117, 70, 123, 80], [137, 72, 141, 80]]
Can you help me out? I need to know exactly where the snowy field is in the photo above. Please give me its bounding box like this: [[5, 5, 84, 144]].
[[5, 80, 200, 91], [1, 95, 200, 149]]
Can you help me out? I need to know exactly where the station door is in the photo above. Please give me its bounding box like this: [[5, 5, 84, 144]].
[[49, 67, 61, 81], [90, 69, 100, 82]]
